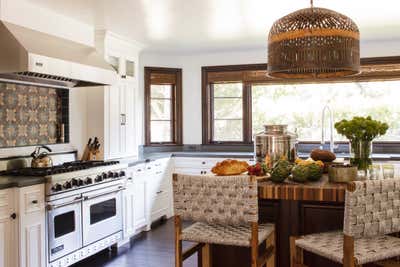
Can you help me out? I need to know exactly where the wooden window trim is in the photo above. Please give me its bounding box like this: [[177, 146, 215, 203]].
[[145, 67, 183, 146], [202, 56, 400, 145]]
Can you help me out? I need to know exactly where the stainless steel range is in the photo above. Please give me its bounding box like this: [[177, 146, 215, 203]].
[[2, 160, 128, 267]]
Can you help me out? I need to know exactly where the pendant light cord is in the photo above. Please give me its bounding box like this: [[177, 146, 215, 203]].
[[310, 0, 314, 8]]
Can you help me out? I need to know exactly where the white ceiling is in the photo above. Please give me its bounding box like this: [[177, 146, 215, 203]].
[[29, 0, 400, 53]]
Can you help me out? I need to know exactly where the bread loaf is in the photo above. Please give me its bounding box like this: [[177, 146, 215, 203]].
[[211, 159, 249, 176], [310, 149, 336, 162]]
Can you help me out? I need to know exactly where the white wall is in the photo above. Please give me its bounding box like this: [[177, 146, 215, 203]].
[[140, 39, 400, 145], [0, 0, 91, 158]]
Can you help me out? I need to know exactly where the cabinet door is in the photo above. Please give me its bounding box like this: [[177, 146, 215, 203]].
[[133, 178, 148, 229], [119, 82, 127, 156], [18, 185, 45, 267], [106, 84, 122, 159], [123, 184, 135, 238], [0, 217, 14, 267], [124, 81, 137, 157]]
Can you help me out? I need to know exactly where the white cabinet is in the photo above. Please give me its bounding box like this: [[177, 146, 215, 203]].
[[132, 176, 147, 230], [173, 157, 254, 175], [0, 188, 17, 267], [17, 185, 46, 267], [121, 164, 148, 244], [145, 159, 173, 223], [123, 181, 135, 239], [0, 185, 45, 267], [87, 31, 142, 160]]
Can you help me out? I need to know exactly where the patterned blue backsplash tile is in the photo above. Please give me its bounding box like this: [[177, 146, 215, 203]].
[[0, 82, 69, 148]]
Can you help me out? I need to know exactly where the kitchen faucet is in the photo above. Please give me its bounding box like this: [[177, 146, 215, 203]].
[[321, 105, 336, 153]]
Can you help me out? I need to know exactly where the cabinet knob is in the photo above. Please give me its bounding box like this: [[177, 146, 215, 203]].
[[31, 200, 38, 204], [10, 213, 17, 220]]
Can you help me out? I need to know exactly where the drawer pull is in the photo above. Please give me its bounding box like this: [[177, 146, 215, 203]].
[[147, 167, 151, 170], [156, 190, 163, 195], [202, 161, 206, 165], [31, 200, 38, 204], [156, 171, 162, 174], [10, 213, 17, 220], [127, 177, 133, 181]]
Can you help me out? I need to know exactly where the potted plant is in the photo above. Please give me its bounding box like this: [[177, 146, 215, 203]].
[[334, 116, 388, 172]]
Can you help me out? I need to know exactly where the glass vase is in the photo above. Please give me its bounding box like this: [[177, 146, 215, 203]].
[[349, 140, 372, 172]]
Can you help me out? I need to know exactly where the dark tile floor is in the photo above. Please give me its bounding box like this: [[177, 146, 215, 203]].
[[72, 219, 197, 267]]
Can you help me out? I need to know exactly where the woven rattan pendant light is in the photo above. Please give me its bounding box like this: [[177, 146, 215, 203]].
[[267, 0, 360, 79]]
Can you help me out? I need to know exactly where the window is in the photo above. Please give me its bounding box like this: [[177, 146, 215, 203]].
[[212, 83, 243, 142], [202, 57, 400, 146], [252, 81, 400, 142], [145, 67, 182, 145]]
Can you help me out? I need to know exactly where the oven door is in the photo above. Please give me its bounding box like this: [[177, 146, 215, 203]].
[[47, 194, 82, 262], [82, 184, 124, 246]]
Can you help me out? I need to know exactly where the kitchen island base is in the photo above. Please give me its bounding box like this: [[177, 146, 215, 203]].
[[210, 199, 382, 267]]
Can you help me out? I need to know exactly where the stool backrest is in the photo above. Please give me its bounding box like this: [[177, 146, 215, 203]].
[[344, 179, 400, 238], [173, 174, 258, 225]]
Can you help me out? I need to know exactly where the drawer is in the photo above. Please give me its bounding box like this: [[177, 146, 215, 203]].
[[0, 189, 13, 219], [131, 164, 146, 177], [174, 157, 224, 169], [174, 167, 211, 176], [20, 185, 44, 214]]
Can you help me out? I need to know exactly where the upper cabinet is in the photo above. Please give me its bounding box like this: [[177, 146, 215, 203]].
[[87, 31, 143, 160]]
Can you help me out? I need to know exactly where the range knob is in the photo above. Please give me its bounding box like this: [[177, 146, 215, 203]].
[[102, 172, 108, 179], [95, 175, 103, 182], [119, 171, 126, 177], [107, 171, 114, 178], [52, 183, 62, 192], [71, 178, 79, 186], [63, 181, 72, 189], [113, 172, 119, 178], [85, 177, 93, 185], [78, 179, 84, 186]]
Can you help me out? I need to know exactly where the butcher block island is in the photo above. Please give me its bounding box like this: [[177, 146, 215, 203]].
[[209, 176, 350, 267]]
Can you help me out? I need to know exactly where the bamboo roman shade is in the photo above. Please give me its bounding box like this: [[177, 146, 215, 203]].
[[150, 72, 177, 84]]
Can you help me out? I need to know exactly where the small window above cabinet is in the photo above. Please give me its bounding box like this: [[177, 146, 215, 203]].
[[107, 55, 121, 74], [125, 59, 135, 78]]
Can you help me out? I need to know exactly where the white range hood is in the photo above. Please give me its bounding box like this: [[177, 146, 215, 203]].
[[0, 21, 117, 88]]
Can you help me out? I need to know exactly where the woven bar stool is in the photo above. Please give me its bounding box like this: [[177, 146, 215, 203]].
[[173, 173, 276, 267], [290, 179, 400, 267]]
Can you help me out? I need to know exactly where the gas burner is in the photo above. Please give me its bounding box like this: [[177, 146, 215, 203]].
[[0, 160, 120, 177]]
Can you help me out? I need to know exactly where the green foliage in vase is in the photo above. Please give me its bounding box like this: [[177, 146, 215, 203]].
[[334, 116, 389, 142]]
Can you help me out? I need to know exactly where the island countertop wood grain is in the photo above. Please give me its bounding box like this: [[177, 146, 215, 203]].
[[258, 175, 347, 202]]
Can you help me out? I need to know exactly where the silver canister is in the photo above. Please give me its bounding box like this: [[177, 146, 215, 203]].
[[254, 125, 298, 168]]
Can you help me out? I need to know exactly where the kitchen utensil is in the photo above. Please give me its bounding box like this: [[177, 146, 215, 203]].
[[254, 125, 298, 168], [31, 145, 53, 168], [81, 138, 92, 161]]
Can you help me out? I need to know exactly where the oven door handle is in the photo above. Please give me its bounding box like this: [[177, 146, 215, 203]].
[[83, 186, 125, 201], [46, 197, 82, 211]]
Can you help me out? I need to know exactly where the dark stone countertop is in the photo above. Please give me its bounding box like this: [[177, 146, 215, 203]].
[[125, 151, 254, 167], [0, 175, 46, 190]]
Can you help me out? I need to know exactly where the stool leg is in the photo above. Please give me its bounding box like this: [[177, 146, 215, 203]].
[[200, 243, 211, 267], [266, 231, 275, 267], [290, 236, 303, 267], [175, 216, 183, 267], [251, 223, 259, 267]]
